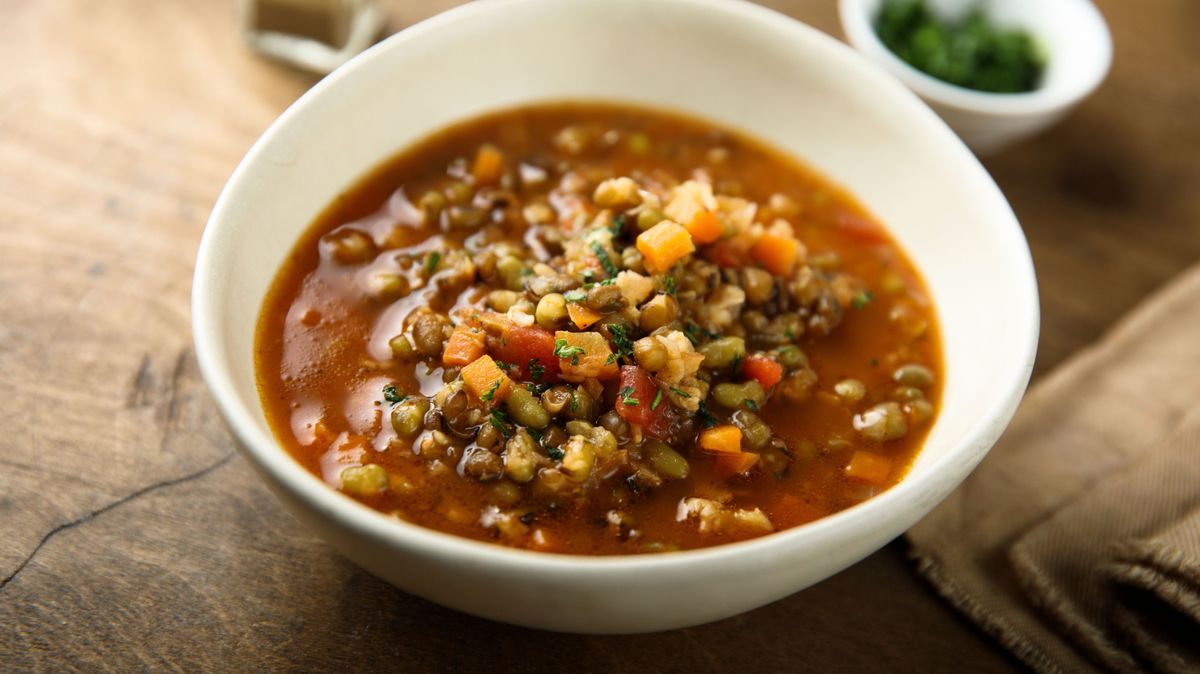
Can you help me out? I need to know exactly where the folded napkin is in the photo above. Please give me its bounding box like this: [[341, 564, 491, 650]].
[[907, 265, 1200, 673]]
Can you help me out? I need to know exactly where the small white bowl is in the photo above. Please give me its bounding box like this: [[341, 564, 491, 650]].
[[193, 0, 1039, 633], [840, 0, 1112, 154]]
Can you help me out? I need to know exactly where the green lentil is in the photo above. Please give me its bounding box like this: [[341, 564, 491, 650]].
[[340, 464, 388, 497], [643, 440, 690, 480]]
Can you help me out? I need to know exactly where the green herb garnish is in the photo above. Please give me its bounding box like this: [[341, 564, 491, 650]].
[[382, 384, 406, 405], [697, 402, 718, 429], [851, 290, 874, 310], [553, 338, 586, 365], [669, 386, 691, 399], [664, 275, 676, 296], [609, 214, 626, 238], [683, 322, 704, 346], [528, 359, 545, 381], [591, 242, 620, 277], [564, 288, 588, 303], [745, 399, 759, 411], [608, 324, 634, 361], [618, 386, 640, 406], [490, 410, 512, 438], [480, 379, 501, 403], [424, 251, 441, 275], [548, 446, 565, 461], [651, 389, 663, 410]]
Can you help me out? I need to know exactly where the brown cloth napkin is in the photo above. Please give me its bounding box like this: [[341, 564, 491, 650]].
[[907, 264, 1200, 674]]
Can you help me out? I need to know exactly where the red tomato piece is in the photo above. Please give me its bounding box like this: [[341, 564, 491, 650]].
[[703, 240, 748, 268], [741, 354, 783, 389], [493, 326, 560, 382], [615, 366, 659, 427]]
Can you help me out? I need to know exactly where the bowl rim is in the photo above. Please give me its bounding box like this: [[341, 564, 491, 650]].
[[193, 0, 1040, 574], [837, 0, 1113, 117]]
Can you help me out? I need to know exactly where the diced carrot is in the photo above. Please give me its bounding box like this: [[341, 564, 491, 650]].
[[751, 232, 801, 276], [685, 210, 724, 245], [460, 355, 512, 404], [471, 144, 505, 185], [637, 220, 696, 273], [698, 424, 743, 454], [845, 450, 893, 484], [566, 302, 603, 329], [553, 331, 619, 382], [741, 354, 783, 389], [442, 326, 486, 366], [713, 451, 759, 478]]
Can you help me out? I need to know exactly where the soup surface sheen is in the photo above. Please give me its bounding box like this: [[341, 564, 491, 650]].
[[256, 103, 942, 555]]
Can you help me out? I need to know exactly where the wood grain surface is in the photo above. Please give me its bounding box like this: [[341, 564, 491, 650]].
[[1, 0, 1196, 671]]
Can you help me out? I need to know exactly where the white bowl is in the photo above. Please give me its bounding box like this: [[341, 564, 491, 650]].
[[193, 0, 1039, 633], [839, 0, 1112, 154]]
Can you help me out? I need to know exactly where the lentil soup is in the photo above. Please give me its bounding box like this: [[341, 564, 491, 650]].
[[255, 103, 942, 555]]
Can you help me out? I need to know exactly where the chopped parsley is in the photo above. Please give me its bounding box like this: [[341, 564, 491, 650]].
[[745, 399, 759, 411], [669, 386, 691, 399], [730, 351, 743, 376], [605, 353, 618, 365], [697, 402, 718, 429], [851, 290, 874, 310], [683, 322, 704, 346], [424, 251, 441, 275], [608, 324, 634, 361], [591, 241, 620, 277], [494, 360, 514, 372], [480, 379, 501, 403], [547, 446, 565, 461], [382, 384, 406, 405], [489, 410, 512, 438], [581, 269, 596, 283], [528, 359, 545, 381], [651, 389, 663, 411], [563, 288, 588, 303], [609, 214, 626, 238], [553, 338, 586, 365], [664, 275, 676, 296], [525, 426, 543, 443], [618, 386, 640, 406]]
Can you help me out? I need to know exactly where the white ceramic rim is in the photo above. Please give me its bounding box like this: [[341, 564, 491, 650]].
[[193, 0, 1039, 575], [838, 0, 1113, 116]]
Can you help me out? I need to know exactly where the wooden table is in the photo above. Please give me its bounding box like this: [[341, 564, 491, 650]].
[[2, 1, 1196, 670]]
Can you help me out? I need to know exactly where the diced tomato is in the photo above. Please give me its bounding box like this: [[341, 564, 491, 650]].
[[703, 240, 748, 268], [493, 325, 560, 382], [614, 365, 687, 441], [615, 366, 660, 427], [741, 354, 783, 389]]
